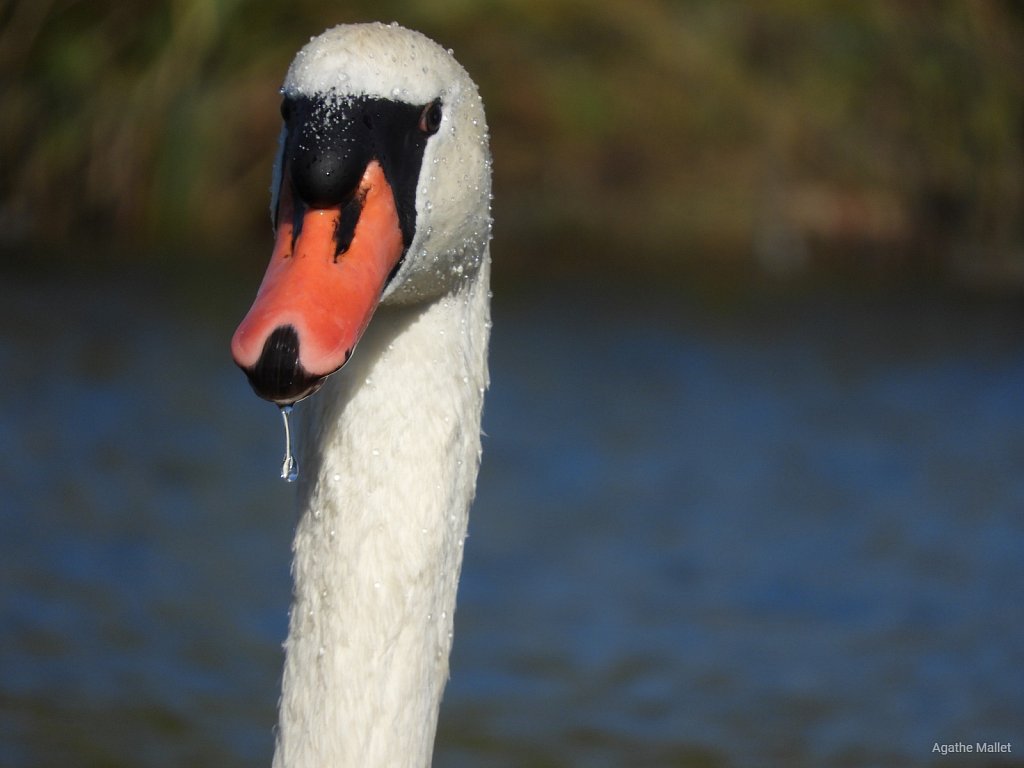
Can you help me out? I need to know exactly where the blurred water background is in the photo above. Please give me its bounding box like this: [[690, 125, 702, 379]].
[[2, 265, 1023, 767], [2, 2, 1024, 767]]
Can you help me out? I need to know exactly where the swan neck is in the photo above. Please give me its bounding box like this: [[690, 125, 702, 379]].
[[273, 264, 490, 768]]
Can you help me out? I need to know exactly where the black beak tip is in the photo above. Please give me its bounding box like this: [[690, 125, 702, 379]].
[[243, 325, 327, 405]]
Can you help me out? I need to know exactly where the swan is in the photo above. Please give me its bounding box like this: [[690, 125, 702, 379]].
[[230, 23, 492, 768]]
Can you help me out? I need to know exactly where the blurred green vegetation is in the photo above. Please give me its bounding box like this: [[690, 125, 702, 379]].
[[2, 0, 1023, 284]]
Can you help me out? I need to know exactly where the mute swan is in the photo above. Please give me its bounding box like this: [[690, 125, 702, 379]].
[[230, 23, 492, 768]]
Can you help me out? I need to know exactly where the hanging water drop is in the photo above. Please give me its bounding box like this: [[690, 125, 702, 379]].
[[280, 405, 299, 482]]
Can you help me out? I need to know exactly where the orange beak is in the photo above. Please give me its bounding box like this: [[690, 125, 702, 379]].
[[231, 160, 404, 404]]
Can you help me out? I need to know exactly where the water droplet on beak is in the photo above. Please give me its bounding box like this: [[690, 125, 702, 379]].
[[280, 405, 299, 482]]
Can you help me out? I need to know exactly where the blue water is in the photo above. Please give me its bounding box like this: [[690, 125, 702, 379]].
[[1, 264, 1022, 767]]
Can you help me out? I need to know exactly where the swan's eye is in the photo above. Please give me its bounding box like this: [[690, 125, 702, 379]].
[[418, 100, 442, 135]]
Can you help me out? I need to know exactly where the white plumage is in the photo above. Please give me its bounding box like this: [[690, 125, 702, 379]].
[[240, 22, 493, 768]]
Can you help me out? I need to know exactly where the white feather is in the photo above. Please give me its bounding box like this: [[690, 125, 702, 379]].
[[265, 23, 492, 768]]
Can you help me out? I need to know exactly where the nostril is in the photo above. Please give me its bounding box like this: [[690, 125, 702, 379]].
[[245, 325, 327, 405]]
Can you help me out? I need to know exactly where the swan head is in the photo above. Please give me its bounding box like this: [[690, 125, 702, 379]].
[[231, 22, 491, 405]]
